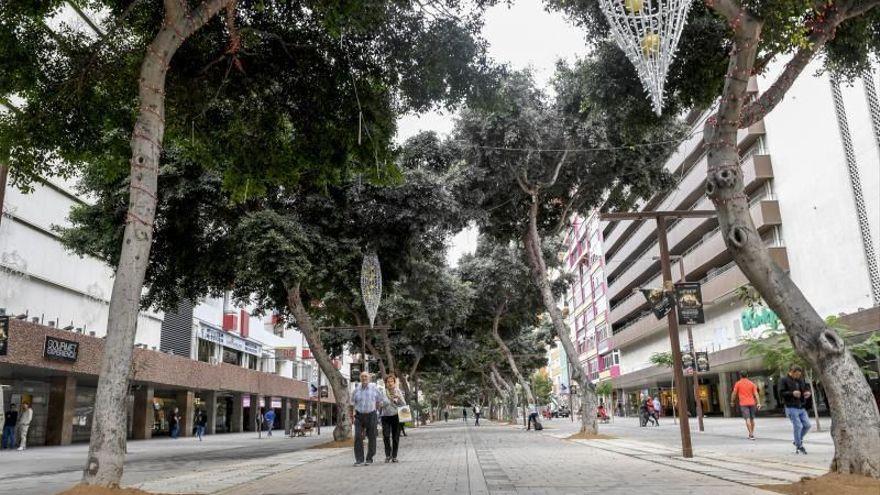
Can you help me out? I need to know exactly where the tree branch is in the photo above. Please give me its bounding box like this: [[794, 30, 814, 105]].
[[538, 150, 569, 188], [738, 1, 872, 127]]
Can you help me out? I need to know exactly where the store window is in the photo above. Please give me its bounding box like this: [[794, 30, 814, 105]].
[[197, 339, 215, 363], [222, 347, 242, 366]]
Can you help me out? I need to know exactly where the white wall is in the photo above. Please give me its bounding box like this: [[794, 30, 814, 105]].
[[0, 179, 163, 348], [761, 60, 880, 315]]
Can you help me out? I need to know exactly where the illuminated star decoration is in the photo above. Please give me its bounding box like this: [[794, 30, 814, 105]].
[[598, 0, 694, 115], [360, 252, 383, 328]]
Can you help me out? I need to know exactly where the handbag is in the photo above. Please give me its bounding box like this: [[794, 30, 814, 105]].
[[397, 405, 412, 423]]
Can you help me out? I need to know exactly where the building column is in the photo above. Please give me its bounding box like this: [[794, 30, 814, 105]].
[[132, 385, 155, 440], [718, 372, 732, 418], [230, 393, 243, 433], [281, 398, 291, 434], [46, 375, 76, 445], [176, 390, 194, 437], [203, 390, 218, 435]]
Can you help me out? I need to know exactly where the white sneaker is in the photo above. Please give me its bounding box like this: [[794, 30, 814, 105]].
[[17, 446, 24, 451]]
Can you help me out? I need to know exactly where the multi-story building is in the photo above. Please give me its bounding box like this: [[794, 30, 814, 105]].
[[598, 62, 880, 417], [562, 211, 619, 386]]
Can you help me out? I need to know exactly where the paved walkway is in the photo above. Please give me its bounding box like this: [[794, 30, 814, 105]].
[[223, 421, 787, 494]]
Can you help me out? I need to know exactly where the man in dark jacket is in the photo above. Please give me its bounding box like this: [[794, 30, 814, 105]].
[[779, 364, 812, 454]]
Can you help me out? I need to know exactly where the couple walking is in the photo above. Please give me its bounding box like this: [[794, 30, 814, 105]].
[[352, 371, 407, 466]]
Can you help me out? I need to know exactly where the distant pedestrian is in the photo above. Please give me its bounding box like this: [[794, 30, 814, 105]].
[[780, 365, 812, 454], [652, 397, 661, 424], [264, 408, 276, 437], [16, 403, 32, 451], [2, 403, 17, 450], [641, 398, 657, 427], [526, 404, 539, 430], [473, 405, 482, 426], [380, 373, 406, 463], [352, 372, 383, 466], [195, 410, 207, 441], [462, 407, 467, 423], [730, 371, 761, 440], [444, 410, 449, 422], [169, 407, 181, 439]]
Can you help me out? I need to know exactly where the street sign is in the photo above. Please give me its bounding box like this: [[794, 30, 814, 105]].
[[695, 351, 710, 372], [674, 282, 705, 325], [641, 288, 674, 319], [350, 362, 362, 378]]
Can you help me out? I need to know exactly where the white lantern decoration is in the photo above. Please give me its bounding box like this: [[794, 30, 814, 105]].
[[360, 252, 382, 328], [599, 0, 694, 115]]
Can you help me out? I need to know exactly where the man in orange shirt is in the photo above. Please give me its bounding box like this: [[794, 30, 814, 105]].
[[730, 371, 761, 440]]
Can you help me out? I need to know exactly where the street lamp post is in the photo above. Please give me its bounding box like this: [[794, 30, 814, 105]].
[[601, 209, 716, 458]]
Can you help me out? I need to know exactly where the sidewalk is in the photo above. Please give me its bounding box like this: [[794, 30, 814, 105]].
[[0, 430, 334, 495]]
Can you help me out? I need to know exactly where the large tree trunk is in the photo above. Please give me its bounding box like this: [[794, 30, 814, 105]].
[[523, 199, 598, 434], [287, 284, 352, 441], [705, 5, 880, 477], [490, 310, 535, 406], [491, 364, 518, 424], [83, 1, 228, 486]]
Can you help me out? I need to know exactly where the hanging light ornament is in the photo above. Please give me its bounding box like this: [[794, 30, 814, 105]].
[[360, 252, 382, 328], [599, 0, 694, 115]]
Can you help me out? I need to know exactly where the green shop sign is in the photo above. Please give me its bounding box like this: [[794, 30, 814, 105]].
[[741, 307, 781, 332]]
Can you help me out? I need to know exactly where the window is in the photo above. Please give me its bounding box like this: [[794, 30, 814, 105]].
[[596, 323, 610, 342], [247, 355, 257, 370], [222, 348, 241, 366], [197, 339, 214, 363]]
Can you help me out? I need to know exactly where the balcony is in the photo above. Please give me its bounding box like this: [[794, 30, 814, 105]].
[[608, 200, 783, 323]]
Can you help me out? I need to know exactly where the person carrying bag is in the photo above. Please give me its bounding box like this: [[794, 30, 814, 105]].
[[380, 373, 407, 463]]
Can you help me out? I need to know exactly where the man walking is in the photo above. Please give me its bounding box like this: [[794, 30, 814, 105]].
[[352, 371, 383, 466], [444, 409, 448, 422], [264, 408, 276, 437], [473, 404, 482, 426], [462, 407, 467, 423], [526, 403, 539, 430], [16, 403, 32, 451], [780, 365, 811, 454], [730, 371, 761, 440], [2, 403, 16, 450], [195, 410, 207, 441]]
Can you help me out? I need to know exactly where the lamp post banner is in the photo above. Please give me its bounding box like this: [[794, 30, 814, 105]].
[[674, 282, 704, 325], [641, 288, 674, 319], [0, 316, 8, 356]]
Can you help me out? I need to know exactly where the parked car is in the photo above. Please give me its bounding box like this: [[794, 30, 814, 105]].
[[552, 406, 570, 418]]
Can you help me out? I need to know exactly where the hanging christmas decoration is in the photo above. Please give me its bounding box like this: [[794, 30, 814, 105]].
[[599, 0, 694, 115], [360, 252, 382, 328]]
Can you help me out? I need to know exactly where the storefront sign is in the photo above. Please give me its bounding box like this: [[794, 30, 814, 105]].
[[741, 307, 781, 336], [275, 347, 297, 361], [199, 325, 262, 356], [0, 315, 8, 356], [674, 282, 704, 325], [641, 288, 674, 320], [44, 336, 79, 362]]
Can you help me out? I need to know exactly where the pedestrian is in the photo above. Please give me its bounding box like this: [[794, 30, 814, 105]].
[[652, 396, 661, 425], [16, 403, 32, 451], [526, 403, 539, 430], [780, 364, 812, 454], [2, 403, 16, 450], [169, 407, 180, 439], [195, 410, 207, 441], [473, 404, 482, 426], [444, 409, 448, 422], [641, 398, 657, 427], [730, 371, 761, 440], [264, 408, 276, 437], [380, 373, 406, 463], [462, 407, 467, 423], [352, 371, 383, 466]]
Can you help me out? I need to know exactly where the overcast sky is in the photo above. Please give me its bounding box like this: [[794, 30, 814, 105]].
[[399, 1, 586, 266]]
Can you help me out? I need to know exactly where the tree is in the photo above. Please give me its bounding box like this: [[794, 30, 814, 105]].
[[455, 70, 677, 434], [3, 1, 495, 484], [548, 0, 880, 475], [531, 370, 553, 405]]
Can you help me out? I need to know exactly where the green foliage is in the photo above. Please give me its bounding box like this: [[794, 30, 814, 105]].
[[649, 351, 674, 368], [531, 371, 553, 405], [595, 380, 613, 397]]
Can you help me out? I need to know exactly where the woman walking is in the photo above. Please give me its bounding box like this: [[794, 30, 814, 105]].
[[381, 373, 406, 463]]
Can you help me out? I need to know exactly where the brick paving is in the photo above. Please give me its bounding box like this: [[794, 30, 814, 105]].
[[225, 421, 775, 494]]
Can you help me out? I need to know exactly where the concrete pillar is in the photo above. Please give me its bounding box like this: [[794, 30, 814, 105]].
[[176, 390, 194, 437], [203, 390, 218, 435], [282, 398, 291, 434], [230, 393, 243, 433], [46, 375, 76, 445], [132, 385, 155, 440], [719, 372, 732, 418]]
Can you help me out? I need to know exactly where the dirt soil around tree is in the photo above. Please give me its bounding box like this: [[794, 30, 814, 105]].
[[566, 431, 616, 440], [308, 437, 355, 449], [57, 486, 192, 495], [759, 473, 880, 495]]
